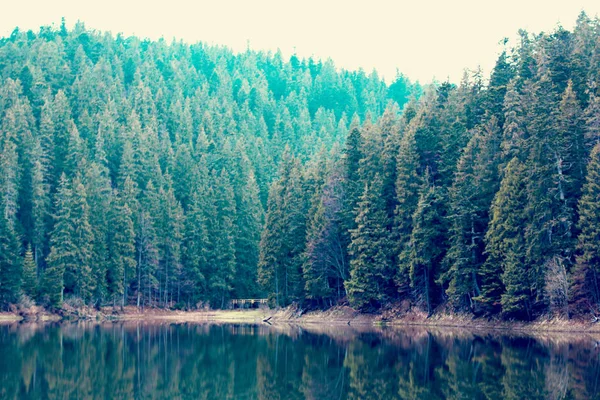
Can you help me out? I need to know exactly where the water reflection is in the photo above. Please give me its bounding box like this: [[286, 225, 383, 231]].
[[1, 322, 599, 399]]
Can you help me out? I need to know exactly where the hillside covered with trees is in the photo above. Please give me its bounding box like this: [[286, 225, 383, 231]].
[[1, 13, 600, 321]]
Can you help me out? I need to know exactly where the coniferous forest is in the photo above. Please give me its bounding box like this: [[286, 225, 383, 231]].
[[1, 14, 600, 321]]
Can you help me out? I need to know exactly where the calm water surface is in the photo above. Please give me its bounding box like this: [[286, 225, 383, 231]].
[[1, 322, 599, 399]]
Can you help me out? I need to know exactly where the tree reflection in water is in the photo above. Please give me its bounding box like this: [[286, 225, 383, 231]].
[[1, 322, 599, 399]]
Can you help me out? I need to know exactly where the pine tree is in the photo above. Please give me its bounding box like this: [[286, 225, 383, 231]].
[[138, 180, 161, 308], [346, 174, 394, 309], [280, 157, 308, 304], [232, 168, 263, 298], [303, 194, 333, 303], [64, 176, 94, 303], [157, 178, 184, 307], [0, 214, 21, 307], [408, 183, 448, 315], [258, 183, 285, 307], [340, 118, 363, 252], [486, 48, 514, 126], [477, 158, 529, 317], [0, 112, 21, 234], [443, 118, 501, 310], [29, 139, 51, 266], [571, 143, 600, 313], [43, 174, 72, 308], [182, 188, 209, 307], [107, 192, 136, 308], [258, 151, 308, 306], [21, 244, 38, 299], [393, 124, 422, 295], [209, 169, 236, 308], [84, 155, 112, 305]]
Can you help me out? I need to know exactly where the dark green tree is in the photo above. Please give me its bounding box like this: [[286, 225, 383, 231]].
[[571, 143, 600, 314], [408, 182, 448, 315], [43, 174, 72, 308], [21, 244, 37, 299], [346, 173, 394, 309], [477, 158, 529, 317]]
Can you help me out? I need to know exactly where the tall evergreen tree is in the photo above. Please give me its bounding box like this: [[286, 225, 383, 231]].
[[346, 174, 394, 309], [393, 123, 422, 295], [43, 174, 72, 307], [208, 169, 236, 308], [571, 143, 600, 314], [408, 182, 448, 315], [21, 244, 37, 299], [443, 118, 502, 310], [107, 192, 136, 308], [63, 176, 94, 303], [0, 214, 21, 307], [182, 187, 209, 307], [477, 158, 529, 317]]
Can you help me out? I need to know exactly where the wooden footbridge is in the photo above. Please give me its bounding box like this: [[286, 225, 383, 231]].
[[229, 298, 268, 309]]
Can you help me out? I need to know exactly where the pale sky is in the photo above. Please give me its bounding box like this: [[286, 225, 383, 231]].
[[1, 0, 599, 83]]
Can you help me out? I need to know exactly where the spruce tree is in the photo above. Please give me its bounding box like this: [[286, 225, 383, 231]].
[[340, 118, 363, 251], [138, 180, 161, 308], [0, 214, 21, 307], [443, 118, 501, 310], [303, 194, 333, 303], [84, 157, 112, 305], [157, 178, 184, 307], [29, 141, 51, 265], [571, 143, 600, 313], [258, 183, 285, 306], [393, 124, 422, 295], [182, 188, 209, 307], [65, 176, 94, 303], [477, 158, 529, 317], [107, 192, 136, 308], [232, 162, 264, 299], [346, 174, 394, 309], [43, 174, 72, 308], [408, 183, 448, 315], [21, 244, 37, 299], [209, 169, 236, 308]]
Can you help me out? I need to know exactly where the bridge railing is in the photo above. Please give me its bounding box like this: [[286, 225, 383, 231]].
[[229, 299, 268, 309]]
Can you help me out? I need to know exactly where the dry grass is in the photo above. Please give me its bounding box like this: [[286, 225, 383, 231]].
[[2, 303, 600, 335], [0, 312, 22, 322]]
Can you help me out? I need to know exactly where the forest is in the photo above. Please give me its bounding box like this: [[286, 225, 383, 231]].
[[0, 13, 599, 321]]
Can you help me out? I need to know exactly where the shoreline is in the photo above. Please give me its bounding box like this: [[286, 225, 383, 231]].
[[2, 305, 600, 334]]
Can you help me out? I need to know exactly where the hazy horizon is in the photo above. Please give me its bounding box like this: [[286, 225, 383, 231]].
[[2, 1, 600, 83]]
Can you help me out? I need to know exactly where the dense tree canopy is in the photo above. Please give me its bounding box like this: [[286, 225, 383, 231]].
[[0, 21, 419, 310], [1, 15, 600, 321]]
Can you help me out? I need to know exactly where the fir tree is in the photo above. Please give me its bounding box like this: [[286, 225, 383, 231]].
[[0, 214, 21, 307], [21, 244, 38, 299], [258, 183, 285, 307], [443, 118, 501, 310], [477, 158, 529, 317], [408, 182, 448, 315], [346, 174, 394, 309], [43, 174, 72, 308], [209, 169, 236, 308], [303, 194, 333, 303], [571, 143, 600, 313], [65, 176, 95, 303], [182, 188, 209, 307], [393, 123, 422, 295], [107, 192, 136, 308], [157, 178, 184, 307]]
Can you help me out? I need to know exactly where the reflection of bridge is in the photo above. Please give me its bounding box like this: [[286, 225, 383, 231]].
[[230, 299, 268, 309]]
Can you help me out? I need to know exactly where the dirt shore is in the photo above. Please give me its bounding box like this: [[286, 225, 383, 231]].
[[2, 305, 600, 333]]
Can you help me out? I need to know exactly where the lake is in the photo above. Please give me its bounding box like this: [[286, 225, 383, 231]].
[[0, 322, 599, 399]]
